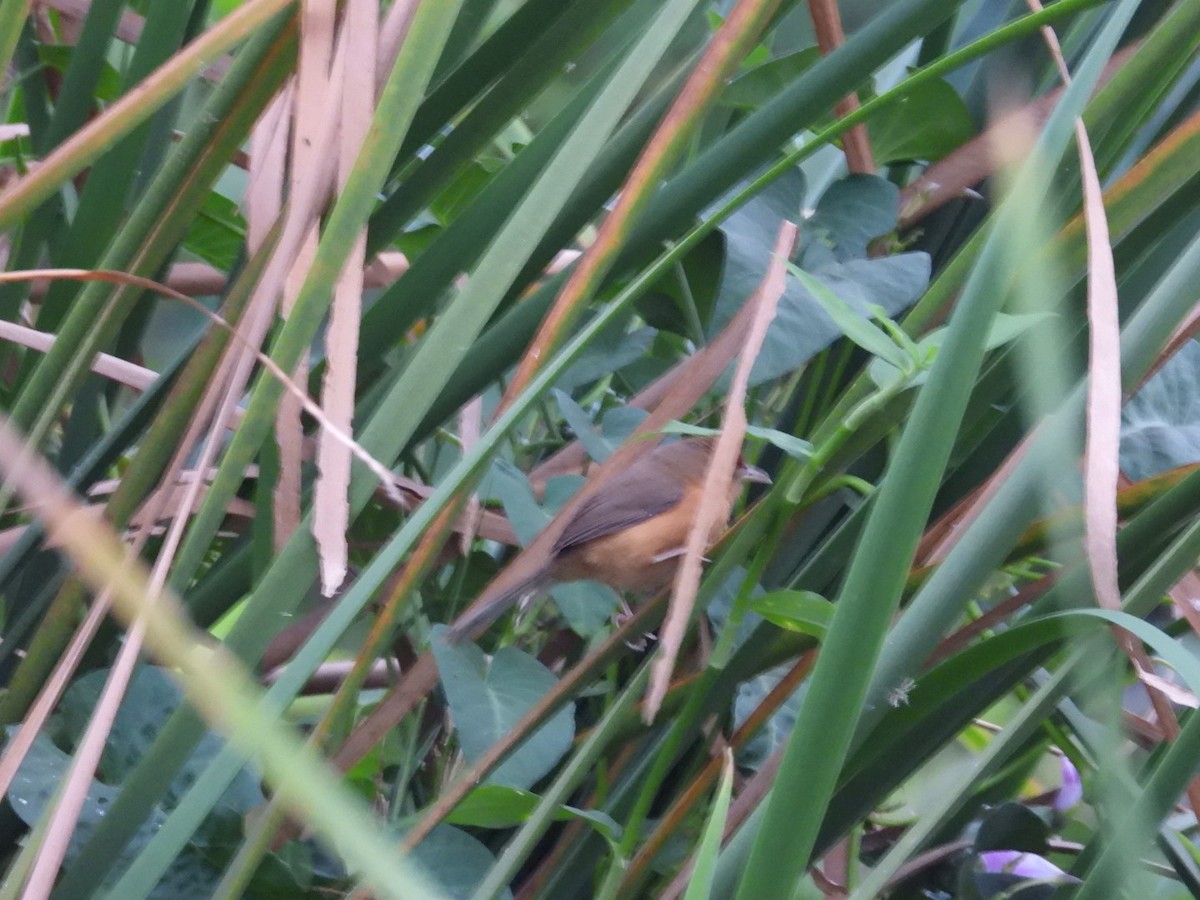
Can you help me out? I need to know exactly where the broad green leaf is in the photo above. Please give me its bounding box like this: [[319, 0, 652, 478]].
[[1121, 339, 1200, 480], [6, 666, 266, 896], [799, 173, 900, 266], [710, 174, 928, 385], [600, 406, 652, 447], [555, 325, 657, 394], [749, 590, 833, 637], [431, 631, 576, 790], [445, 783, 621, 839], [56, 667, 262, 814], [709, 167, 806, 330], [553, 388, 614, 462], [744, 250, 931, 386], [443, 784, 541, 828], [549, 580, 621, 638], [721, 48, 822, 110], [973, 801, 1051, 853], [486, 457, 551, 547], [181, 191, 246, 271], [867, 73, 974, 164], [408, 825, 514, 900], [786, 262, 910, 368], [733, 665, 801, 773]]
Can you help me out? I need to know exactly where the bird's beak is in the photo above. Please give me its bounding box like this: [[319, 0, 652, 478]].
[[737, 463, 772, 485]]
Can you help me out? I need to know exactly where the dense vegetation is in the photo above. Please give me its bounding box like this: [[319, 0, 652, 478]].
[[1, 0, 1200, 896]]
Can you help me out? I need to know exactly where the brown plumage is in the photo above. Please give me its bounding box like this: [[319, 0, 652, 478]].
[[445, 438, 769, 642]]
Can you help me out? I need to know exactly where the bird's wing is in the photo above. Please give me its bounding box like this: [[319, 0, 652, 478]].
[[552, 463, 684, 552]]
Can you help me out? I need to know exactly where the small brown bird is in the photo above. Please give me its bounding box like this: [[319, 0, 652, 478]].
[[445, 438, 770, 642]]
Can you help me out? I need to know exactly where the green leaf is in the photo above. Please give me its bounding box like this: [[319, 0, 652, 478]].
[[867, 73, 974, 164], [408, 824, 514, 900], [549, 580, 620, 638], [36, 44, 122, 102], [800, 173, 900, 265], [761, 255, 931, 385], [867, 311, 1056, 390], [431, 630, 576, 790], [684, 751, 735, 900], [5, 666, 269, 896], [660, 422, 812, 459], [445, 783, 621, 839], [973, 801, 1050, 853], [749, 590, 833, 637], [181, 191, 247, 271], [483, 457, 547, 547], [555, 325, 657, 394], [721, 48, 822, 110], [444, 784, 541, 828], [786, 262, 909, 368], [430, 160, 494, 224], [710, 168, 806, 330], [55, 666, 263, 814], [709, 171, 929, 384], [1121, 339, 1200, 480], [744, 426, 812, 460], [553, 388, 614, 462], [600, 406, 652, 446]]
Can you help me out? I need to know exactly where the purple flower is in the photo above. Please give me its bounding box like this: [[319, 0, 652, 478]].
[[980, 851, 1072, 881], [1054, 756, 1083, 812]]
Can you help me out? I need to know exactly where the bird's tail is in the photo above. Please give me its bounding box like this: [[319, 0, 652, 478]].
[[443, 565, 553, 644]]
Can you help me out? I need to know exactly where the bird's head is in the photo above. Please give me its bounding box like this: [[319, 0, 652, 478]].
[[735, 454, 772, 485]]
